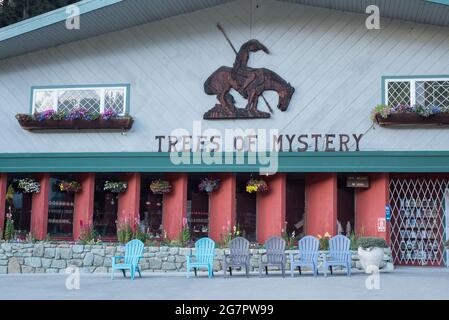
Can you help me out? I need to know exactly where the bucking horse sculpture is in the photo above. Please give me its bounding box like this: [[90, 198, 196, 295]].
[[204, 39, 295, 119]]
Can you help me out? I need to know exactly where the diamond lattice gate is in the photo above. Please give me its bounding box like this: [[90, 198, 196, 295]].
[[390, 178, 448, 266]]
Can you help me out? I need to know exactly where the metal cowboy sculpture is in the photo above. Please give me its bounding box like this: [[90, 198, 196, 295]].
[[204, 39, 295, 120]]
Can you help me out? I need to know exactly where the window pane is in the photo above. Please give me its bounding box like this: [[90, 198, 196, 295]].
[[34, 90, 54, 112], [416, 81, 449, 109], [105, 88, 125, 114], [58, 89, 101, 114], [388, 81, 411, 106]]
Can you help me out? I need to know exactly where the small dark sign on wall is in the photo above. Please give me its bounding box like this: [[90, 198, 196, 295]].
[[346, 176, 370, 188]]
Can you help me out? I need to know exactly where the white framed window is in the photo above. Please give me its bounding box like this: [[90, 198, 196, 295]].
[[31, 85, 130, 115], [384, 77, 449, 109]]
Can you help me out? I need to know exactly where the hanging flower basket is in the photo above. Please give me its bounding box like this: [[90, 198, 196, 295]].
[[104, 181, 128, 193], [58, 180, 81, 193], [15, 178, 40, 194], [150, 179, 172, 194], [198, 178, 221, 193], [246, 178, 269, 193]]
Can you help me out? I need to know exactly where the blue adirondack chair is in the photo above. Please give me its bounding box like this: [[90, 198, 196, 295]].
[[290, 236, 319, 277], [186, 237, 215, 278], [111, 239, 144, 280], [323, 235, 352, 277]]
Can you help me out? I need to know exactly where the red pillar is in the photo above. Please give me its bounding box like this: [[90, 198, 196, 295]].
[[209, 173, 236, 243], [355, 173, 390, 242], [73, 173, 95, 240], [305, 173, 338, 237], [0, 173, 7, 234], [31, 173, 50, 240], [162, 173, 187, 240], [117, 173, 141, 230], [257, 173, 286, 243]]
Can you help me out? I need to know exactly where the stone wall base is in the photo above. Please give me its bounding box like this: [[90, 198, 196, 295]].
[[0, 242, 394, 274]]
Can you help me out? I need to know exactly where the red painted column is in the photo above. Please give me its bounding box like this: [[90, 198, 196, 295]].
[[0, 173, 7, 234], [31, 173, 51, 240], [305, 173, 338, 237], [73, 173, 95, 240], [209, 173, 236, 242], [162, 173, 187, 240], [355, 173, 390, 242], [257, 173, 286, 243], [118, 173, 141, 230]]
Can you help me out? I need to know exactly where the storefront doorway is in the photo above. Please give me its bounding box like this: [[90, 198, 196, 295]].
[[47, 174, 77, 239], [140, 173, 164, 239], [286, 174, 305, 239], [93, 173, 120, 238], [390, 176, 448, 266], [187, 174, 209, 241], [236, 174, 257, 242], [4, 174, 33, 238], [337, 174, 355, 236]]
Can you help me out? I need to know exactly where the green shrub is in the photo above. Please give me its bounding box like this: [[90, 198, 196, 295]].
[[79, 223, 100, 244], [134, 227, 149, 243], [357, 237, 388, 249], [348, 232, 359, 250]]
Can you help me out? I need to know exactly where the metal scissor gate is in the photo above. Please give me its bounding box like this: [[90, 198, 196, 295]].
[[389, 178, 448, 266]]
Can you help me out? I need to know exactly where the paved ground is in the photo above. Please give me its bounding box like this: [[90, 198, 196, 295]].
[[0, 267, 448, 300]]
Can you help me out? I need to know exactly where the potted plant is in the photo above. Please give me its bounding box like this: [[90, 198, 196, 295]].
[[150, 179, 172, 194], [317, 232, 331, 250], [15, 178, 40, 194], [357, 237, 388, 273], [198, 178, 220, 193], [246, 178, 269, 193], [104, 181, 128, 193], [58, 180, 81, 193]]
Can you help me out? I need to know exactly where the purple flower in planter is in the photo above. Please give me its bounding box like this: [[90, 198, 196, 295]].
[[35, 109, 56, 122], [66, 107, 88, 120], [101, 108, 118, 120], [391, 104, 413, 113]]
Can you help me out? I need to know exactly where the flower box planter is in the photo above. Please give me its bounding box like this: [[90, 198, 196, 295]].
[[375, 113, 449, 127], [16, 115, 134, 131]]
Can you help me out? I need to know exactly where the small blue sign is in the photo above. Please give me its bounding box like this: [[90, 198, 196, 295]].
[[385, 205, 391, 221]]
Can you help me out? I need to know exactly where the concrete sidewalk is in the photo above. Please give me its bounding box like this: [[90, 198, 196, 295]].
[[0, 267, 447, 300]]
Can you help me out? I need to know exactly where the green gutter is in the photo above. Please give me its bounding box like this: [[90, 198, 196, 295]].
[[0, 0, 123, 42], [1, 152, 449, 173]]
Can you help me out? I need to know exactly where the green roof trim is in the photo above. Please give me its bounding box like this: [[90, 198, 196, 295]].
[[426, 0, 449, 5], [1, 152, 449, 173], [0, 0, 122, 42]]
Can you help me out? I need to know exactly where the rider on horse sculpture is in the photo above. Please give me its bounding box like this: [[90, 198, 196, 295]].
[[204, 39, 295, 119]]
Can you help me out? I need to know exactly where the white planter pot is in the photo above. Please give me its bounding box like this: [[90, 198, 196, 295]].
[[358, 247, 384, 273]]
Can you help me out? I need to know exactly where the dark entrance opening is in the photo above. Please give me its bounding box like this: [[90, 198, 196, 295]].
[[140, 173, 164, 239], [337, 174, 355, 235], [93, 173, 120, 238], [236, 173, 257, 242], [4, 174, 33, 238], [187, 174, 209, 241], [286, 174, 305, 239], [48, 173, 78, 239]]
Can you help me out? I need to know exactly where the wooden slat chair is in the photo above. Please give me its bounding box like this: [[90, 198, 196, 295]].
[[323, 235, 352, 277], [186, 237, 216, 279], [259, 236, 286, 278], [111, 239, 144, 280], [290, 236, 319, 277], [223, 237, 251, 277]]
